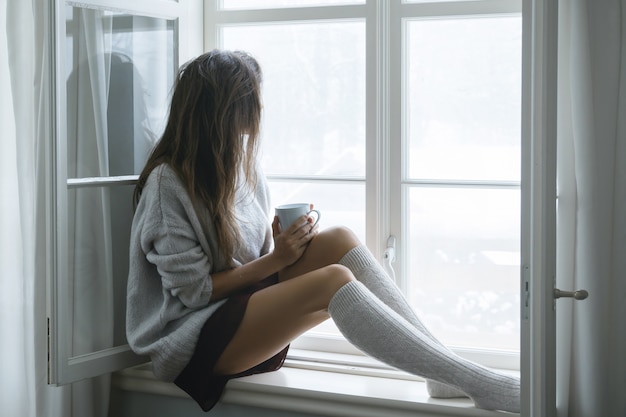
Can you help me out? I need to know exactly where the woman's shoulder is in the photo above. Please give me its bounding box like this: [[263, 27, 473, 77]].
[[138, 163, 191, 216], [144, 163, 186, 195], [146, 163, 179, 183]]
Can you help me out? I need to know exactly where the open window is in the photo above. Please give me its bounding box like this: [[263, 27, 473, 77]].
[[47, 0, 200, 385]]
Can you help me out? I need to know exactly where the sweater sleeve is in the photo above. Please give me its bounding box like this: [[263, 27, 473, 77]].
[[139, 167, 214, 309], [145, 224, 213, 309]]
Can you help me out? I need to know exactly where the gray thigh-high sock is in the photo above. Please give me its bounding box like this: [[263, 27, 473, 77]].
[[338, 246, 467, 398], [328, 281, 520, 413]]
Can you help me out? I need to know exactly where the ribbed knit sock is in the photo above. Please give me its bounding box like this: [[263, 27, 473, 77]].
[[328, 281, 520, 413], [338, 246, 467, 398]]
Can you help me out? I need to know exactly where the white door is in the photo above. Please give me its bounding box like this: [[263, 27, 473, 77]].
[[47, 0, 201, 385]]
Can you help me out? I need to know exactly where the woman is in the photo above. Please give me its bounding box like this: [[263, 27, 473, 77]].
[[126, 49, 520, 413]]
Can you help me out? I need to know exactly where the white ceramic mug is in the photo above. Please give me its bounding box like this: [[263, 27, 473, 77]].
[[275, 203, 321, 229]]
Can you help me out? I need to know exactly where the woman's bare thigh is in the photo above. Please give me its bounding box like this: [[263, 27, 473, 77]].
[[279, 226, 361, 282], [213, 264, 354, 375]]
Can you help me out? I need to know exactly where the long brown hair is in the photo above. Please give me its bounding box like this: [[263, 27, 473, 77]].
[[134, 50, 263, 263]]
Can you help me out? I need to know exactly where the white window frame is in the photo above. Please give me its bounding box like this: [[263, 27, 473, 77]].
[[391, 0, 523, 370], [204, 0, 523, 371], [47, 0, 203, 385], [41, 0, 560, 413]]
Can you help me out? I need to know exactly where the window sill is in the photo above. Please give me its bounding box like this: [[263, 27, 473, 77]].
[[112, 351, 519, 417]]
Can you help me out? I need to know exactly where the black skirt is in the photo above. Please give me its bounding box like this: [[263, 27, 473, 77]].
[[174, 273, 289, 412]]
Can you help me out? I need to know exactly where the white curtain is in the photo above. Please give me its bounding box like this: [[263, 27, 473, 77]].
[[1, 2, 113, 417], [1, 0, 70, 416], [556, 0, 626, 416]]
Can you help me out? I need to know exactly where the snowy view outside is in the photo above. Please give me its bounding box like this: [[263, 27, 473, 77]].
[[405, 17, 522, 350], [223, 21, 367, 240], [222, 10, 522, 352]]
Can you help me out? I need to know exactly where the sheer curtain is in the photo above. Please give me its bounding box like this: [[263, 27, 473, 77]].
[[1, 1, 69, 416], [1, 2, 112, 417], [556, 0, 626, 416]]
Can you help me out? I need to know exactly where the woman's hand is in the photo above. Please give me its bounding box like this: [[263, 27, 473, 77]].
[[271, 214, 319, 267]]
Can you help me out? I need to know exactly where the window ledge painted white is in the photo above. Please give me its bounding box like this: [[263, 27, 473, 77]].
[[112, 351, 519, 417]]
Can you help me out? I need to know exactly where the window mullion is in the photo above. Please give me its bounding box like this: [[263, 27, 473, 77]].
[[365, 0, 390, 261], [387, 1, 405, 292]]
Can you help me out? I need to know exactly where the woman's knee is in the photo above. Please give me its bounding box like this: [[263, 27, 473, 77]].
[[326, 264, 356, 286], [313, 264, 356, 304], [320, 225, 360, 242], [279, 227, 361, 282], [315, 226, 361, 252]]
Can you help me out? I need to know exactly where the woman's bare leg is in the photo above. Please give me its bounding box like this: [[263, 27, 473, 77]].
[[286, 228, 465, 398], [214, 227, 359, 374], [213, 264, 355, 375], [213, 227, 519, 412], [279, 226, 361, 282]]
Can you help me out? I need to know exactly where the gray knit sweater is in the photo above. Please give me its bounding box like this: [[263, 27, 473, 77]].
[[126, 163, 273, 381]]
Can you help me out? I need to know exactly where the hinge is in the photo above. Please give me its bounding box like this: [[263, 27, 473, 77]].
[[553, 275, 557, 311], [522, 265, 530, 320], [47, 317, 51, 384]]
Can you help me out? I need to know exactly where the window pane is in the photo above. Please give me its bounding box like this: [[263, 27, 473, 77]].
[[406, 186, 520, 351], [68, 184, 135, 355], [222, 0, 364, 10], [222, 22, 366, 178], [66, 7, 175, 178], [64, 6, 176, 357], [406, 17, 522, 181], [268, 181, 365, 243]]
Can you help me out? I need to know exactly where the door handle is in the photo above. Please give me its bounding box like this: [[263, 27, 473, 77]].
[[553, 288, 589, 300]]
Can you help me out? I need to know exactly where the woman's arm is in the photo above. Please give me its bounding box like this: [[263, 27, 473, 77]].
[[210, 214, 318, 301]]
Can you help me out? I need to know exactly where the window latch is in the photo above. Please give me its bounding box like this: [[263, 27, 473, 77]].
[[383, 235, 396, 263], [383, 235, 397, 281]]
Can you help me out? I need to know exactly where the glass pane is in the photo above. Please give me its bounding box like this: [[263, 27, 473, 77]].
[[64, 6, 176, 357], [268, 181, 365, 243], [66, 6, 175, 178], [68, 184, 135, 355], [406, 186, 520, 351], [222, 22, 366, 178], [406, 17, 522, 181], [222, 0, 364, 9]]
